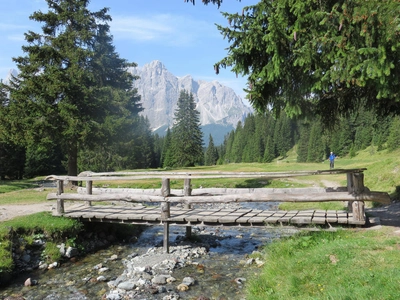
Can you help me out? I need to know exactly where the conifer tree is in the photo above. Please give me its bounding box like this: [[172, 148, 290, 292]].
[[211, 0, 400, 126], [296, 123, 311, 163], [167, 90, 204, 167], [230, 121, 244, 163], [387, 117, 400, 152], [205, 134, 218, 166], [1, 0, 142, 177], [307, 121, 324, 162], [263, 134, 275, 163], [162, 128, 173, 168]]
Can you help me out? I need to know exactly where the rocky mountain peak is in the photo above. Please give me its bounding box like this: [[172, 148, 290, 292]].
[[129, 60, 252, 133]]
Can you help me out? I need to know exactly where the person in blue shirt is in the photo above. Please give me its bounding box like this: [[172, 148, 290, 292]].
[[329, 152, 336, 169]]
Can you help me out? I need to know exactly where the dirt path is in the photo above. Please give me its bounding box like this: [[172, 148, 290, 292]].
[[0, 202, 57, 222]]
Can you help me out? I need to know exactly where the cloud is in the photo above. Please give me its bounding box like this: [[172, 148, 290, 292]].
[[110, 13, 217, 47]]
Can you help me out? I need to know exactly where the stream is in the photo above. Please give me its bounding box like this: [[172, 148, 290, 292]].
[[0, 202, 295, 300]]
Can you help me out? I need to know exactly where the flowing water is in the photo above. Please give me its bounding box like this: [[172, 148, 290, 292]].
[[0, 202, 295, 299]]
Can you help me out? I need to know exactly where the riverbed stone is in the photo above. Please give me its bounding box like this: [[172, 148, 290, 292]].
[[177, 283, 189, 291], [58, 243, 65, 256], [21, 253, 31, 263], [98, 267, 109, 273], [38, 262, 48, 270], [24, 278, 32, 286], [110, 254, 118, 261], [162, 292, 180, 300], [117, 281, 136, 290], [65, 246, 79, 258], [182, 277, 195, 286], [152, 275, 168, 285]]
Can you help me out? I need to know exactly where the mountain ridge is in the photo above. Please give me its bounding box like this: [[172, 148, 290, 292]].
[[129, 60, 252, 135]]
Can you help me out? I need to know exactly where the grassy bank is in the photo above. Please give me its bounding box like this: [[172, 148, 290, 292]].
[[0, 212, 83, 276], [246, 229, 400, 299]]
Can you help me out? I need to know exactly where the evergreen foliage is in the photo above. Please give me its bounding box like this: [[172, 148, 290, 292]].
[[164, 90, 204, 168], [205, 134, 219, 166], [387, 117, 400, 152], [0, 0, 142, 177], [212, 0, 400, 126]]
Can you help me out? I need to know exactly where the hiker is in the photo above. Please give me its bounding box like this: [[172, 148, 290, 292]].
[[329, 152, 336, 169]]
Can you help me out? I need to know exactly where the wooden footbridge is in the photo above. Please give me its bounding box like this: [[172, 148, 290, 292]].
[[46, 169, 391, 253]]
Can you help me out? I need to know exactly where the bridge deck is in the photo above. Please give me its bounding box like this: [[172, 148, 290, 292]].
[[56, 204, 365, 226]]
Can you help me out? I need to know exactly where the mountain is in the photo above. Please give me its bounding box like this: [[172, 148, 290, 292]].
[[129, 60, 252, 144]]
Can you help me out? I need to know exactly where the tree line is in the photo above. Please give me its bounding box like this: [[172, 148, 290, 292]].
[[217, 110, 400, 165], [0, 0, 398, 179]]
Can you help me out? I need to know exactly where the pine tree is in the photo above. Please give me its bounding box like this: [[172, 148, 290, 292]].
[[167, 90, 204, 167]]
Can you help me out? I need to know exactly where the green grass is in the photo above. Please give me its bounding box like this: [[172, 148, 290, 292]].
[[0, 189, 51, 204], [246, 229, 400, 300], [0, 180, 39, 194], [0, 211, 83, 239]]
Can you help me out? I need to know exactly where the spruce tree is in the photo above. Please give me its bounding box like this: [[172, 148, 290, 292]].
[[212, 0, 400, 126], [205, 134, 218, 166], [2, 0, 141, 177], [297, 123, 311, 163], [387, 117, 400, 152], [307, 121, 324, 162], [167, 90, 204, 167]]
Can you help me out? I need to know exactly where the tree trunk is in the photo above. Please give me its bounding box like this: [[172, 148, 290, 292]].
[[67, 141, 78, 185]]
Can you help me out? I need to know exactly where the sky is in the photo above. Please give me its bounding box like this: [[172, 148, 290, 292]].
[[0, 0, 259, 104]]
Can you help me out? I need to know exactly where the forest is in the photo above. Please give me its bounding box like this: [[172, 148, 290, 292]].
[[2, 101, 400, 179], [0, 0, 399, 180]]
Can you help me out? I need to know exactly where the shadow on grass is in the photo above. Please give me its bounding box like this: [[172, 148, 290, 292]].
[[235, 179, 271, 188], [0, 180, 38, 193]]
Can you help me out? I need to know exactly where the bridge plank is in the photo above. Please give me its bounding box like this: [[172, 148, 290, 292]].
[[326, 210, 338, 223], [290, 210, 314, 224], [54, 205, 365, 226], [312, 210, 327, 224], [278, 211, 299, 223], [337, 211, 349, 224]]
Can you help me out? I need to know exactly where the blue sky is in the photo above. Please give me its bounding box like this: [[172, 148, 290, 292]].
[[0, 0, 258, 103]]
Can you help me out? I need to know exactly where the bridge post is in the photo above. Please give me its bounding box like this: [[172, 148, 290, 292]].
[[161, 178, 171, 253], [86, 180, 92, 207], [346, 172, 354, 211], [184, 176, 192, 239], [347, 172, 365, 223], [56, 180, 64, 215]]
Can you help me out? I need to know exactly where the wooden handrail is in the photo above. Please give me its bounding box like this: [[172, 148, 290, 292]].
[[46, 190, 390, 204], [46, 168, 367, 181]]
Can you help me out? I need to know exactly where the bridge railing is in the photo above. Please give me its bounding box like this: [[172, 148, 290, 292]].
[[46, 168, 391, 223]]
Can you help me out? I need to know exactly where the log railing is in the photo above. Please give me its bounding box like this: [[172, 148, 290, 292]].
[[46, 168, 391, 253]]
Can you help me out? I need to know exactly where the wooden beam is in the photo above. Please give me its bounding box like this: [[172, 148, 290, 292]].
[[47, 190, 391, 204], [45, 168, 368, 182]]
